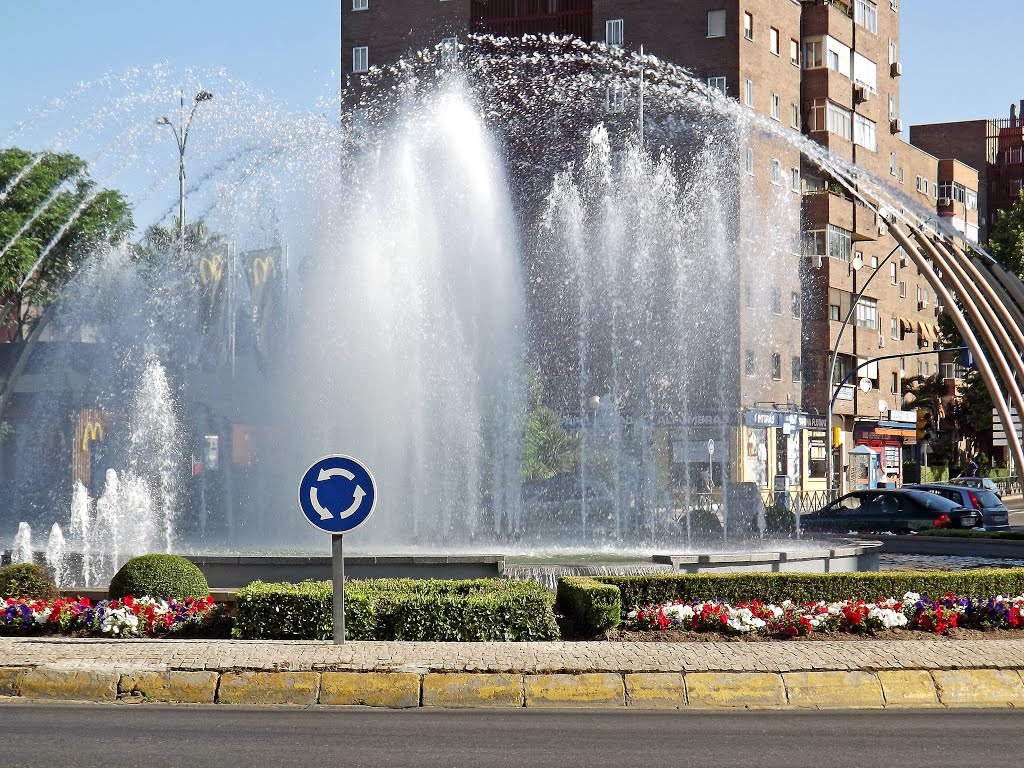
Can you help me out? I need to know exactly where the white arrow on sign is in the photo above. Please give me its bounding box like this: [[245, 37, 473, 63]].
[[318, 467, 355, 482], [310, 486, 332, 521], [339, 485, 366, 519]]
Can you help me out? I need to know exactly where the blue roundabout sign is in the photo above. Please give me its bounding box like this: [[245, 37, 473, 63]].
[[297, 455, 377, 535]]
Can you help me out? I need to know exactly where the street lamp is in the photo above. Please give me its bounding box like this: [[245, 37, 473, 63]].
[[156, 89, 214, 259], [825, 243, 901, 498]]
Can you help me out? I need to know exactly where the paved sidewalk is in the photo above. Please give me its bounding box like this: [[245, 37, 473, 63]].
[[5, 637, 1024, 708], [2, 636, 1023, 674]]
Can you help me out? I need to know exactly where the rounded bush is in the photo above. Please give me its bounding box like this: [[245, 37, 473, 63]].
[[108, 554, 209, 600], [0, 563, 58, 600]]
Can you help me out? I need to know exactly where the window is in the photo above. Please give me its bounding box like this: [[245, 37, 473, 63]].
[[891, 372, 899, 394], [744, 79, 754, 107], [828, 224, 852, 262], [854, 114, 877, 151], [889, 96, 897, 121], [817, 101, 852, 140], [790, 167, 800, 192], [770, 27, 780, 55], [440, 37, 458, 64], [605, 83, 625, 113], [791, 291, 802, 318], [707, 76, 727, 94], [855, 0, 878, 34], [916, 176, 929, 195], [707, 9, 727, 38], [853, 52, 877, 93], [791, 103, 800, 129], [772, 353, 782, 380], [352, 0, 367, 9], [870, 254, 877, 269], [771, 92, 781, 120], [899, 280, 907, 298], [855, 297, 878, 331], [891, 0, 899, 10], [771, 286, 782, 314], [606, 19, 623, 47], [888, 39, 897, 65], [827, 49, 840, 71], [829, 290, 842, 321], [890, 262, 897, 285], [771, 159, 782, 186], [744, 12, 753, 41], [803, 40, 823, 68], [925, 361, 930, 376], [745, 350, 756, 376], [352, 46, 368, 73], [890, 153, 897, 176], [808, 432, 827, 478], [744, 146, 754, 175], [898, 167, 905, 184], [792, 356, 802, 382], [890, 316, 899, 340], [790, 39, 800, 66]]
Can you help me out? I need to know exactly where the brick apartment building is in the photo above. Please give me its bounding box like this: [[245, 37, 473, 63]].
[[340, 0, 975, 495]]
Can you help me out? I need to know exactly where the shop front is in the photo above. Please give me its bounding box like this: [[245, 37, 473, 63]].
[[853, 417, 917, 488], [740, 409, 829, 494]]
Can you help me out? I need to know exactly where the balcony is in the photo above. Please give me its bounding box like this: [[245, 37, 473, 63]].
[[802, 69, 855, 109], [802, 1, 854, 46]]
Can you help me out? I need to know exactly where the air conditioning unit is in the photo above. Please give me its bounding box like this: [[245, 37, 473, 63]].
[[939, 197, 952, 207], [878, 222, 888, 236], [918, 300, 927, 311], [853, 85, 870, 103], [891, 61, 903, 78], [814, 254, 824, 269], [878, 334, 886, 349], [890, 118, 903, 134], [899, 255, 909, 268]]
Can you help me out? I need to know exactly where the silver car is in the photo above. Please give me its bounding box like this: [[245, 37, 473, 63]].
[[946, 476, 1002, 498]]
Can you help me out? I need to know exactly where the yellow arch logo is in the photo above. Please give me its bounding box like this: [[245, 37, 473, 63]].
[[251, 256, 276, 286], [199, 254, 225, 286], [81, 422, 104, 452]]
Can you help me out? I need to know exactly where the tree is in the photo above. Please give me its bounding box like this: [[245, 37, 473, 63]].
[[521, 371, 579, 482], [988, 189, 1024, 278], [0, 148, 133, 338]]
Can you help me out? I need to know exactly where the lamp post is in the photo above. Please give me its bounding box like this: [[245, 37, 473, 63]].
[[156, 89, 214, 259], [825, 243, 901, 499]]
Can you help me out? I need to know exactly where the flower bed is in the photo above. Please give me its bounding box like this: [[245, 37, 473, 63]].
[[627, 592, 1024, 637], [1, 595, 223, 638]]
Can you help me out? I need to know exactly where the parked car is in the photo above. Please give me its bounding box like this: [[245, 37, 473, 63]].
[[802, 489, 979, 534], [905, 483, 1010, 530], [946, 476, 1003, 498]]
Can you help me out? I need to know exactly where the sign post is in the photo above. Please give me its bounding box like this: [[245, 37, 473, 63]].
[[298, 455, 377, 644]]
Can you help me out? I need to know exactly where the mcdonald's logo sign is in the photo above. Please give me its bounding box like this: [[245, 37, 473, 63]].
[[199, 254, 225, 285], [251, 255, 276, 286], [81, 421, 104, 452]]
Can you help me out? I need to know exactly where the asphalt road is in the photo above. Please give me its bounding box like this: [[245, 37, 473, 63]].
[[2, 703, 1022, 768]]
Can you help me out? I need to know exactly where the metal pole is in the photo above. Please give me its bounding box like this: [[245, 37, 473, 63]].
[[825, 245, 900, 499], [332, 534, 345, 644], [178, 91, 186, 260]]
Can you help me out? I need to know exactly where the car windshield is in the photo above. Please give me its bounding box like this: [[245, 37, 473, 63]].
[[903, 491, 960, 511]]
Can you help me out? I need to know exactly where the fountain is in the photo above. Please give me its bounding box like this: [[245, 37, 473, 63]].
[[0, 35, 900, 586], [12, 522, 32, 564]]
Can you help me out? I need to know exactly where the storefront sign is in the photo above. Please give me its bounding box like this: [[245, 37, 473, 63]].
[[742, 409, 827, 430]]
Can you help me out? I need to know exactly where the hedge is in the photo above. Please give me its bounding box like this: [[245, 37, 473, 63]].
[[589, 570, 1024, 611], [555, 576, 622, 636], [108, 554, 209, 600], [915, 529, 1024, 540], [233, 578, 560, 641], [0, 563, 58, 600]]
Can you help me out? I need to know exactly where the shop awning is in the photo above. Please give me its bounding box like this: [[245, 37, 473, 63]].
[[918, 321, 930, 340], [901, 318, 916, 333]]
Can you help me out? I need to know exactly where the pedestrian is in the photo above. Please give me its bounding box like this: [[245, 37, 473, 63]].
[[700, 467, 714, 494], [965, 456, 979, 477]]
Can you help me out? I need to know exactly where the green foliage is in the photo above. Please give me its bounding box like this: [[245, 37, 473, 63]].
[[764, 503, 797, 536], [915, 528, 1024, 540], [988, 189, 1024, 278], [0, 563, 58, 600], [681, 507, 723, 540], [521, 371, 578, 482], [0, 147, 133, 336], [955, 369, 994, 442], [592, 570, 1024, 611], [107, 554, 209, 600], [556, 576, 621, 636], [233, 578, 560, 641]]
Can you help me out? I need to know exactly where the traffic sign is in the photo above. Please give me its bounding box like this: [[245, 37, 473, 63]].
[[298, 455, 377, 535], [707, 439, 715, 456]]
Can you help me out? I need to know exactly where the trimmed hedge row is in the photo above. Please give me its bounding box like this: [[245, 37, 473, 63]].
[[555, 570, 1024, 633], [555, 576, 621, 636], [233, 578, 560, 641], [0, 563, 58, 600]]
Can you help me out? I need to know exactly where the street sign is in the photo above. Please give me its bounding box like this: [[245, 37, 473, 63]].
[[298, 454, 377, 646], [707, 439, 715, 456], [298, 455, 377, 535]]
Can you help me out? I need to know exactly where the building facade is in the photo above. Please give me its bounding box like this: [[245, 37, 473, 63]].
[[340, 0, 975, 496]]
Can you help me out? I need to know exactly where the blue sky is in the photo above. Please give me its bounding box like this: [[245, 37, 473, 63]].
[[0, 1, 1019, 206]]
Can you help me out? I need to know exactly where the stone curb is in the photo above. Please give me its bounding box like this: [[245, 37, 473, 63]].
[[3, 666, 1024, 709]]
